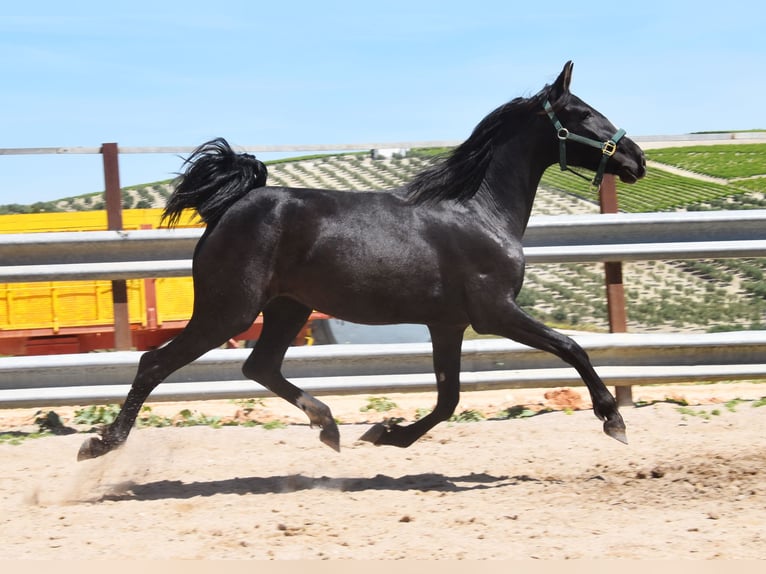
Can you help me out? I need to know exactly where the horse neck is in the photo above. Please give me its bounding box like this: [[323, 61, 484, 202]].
[[479, 129, 553, 236]]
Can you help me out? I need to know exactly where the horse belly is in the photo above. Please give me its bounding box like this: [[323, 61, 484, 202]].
[[283, 243, 467, 326]]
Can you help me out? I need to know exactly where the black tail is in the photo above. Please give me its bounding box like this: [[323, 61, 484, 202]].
[[161, 138, 268, 228]]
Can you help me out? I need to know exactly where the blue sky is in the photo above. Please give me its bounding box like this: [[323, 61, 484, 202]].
[[1, 0, 764, 204]]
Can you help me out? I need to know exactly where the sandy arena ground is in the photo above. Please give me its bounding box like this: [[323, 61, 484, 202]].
[[1, 382, 764, 560]]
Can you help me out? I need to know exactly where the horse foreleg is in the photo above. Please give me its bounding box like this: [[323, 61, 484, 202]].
[[472, 298, 627, 444], [242, 297, 340, 451], [360, 324, 464, 448]]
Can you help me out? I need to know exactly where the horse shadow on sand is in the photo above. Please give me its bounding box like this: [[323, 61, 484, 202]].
[[97, 471, 540, 502]]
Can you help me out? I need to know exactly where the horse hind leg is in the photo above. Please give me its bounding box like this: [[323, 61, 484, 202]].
[[77, 306, 260, 461], [242, 297, 340, 452], [360, 324, 464, 448]]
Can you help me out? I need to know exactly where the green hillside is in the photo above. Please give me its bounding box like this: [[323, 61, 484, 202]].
[[648, 143, 766, 179]]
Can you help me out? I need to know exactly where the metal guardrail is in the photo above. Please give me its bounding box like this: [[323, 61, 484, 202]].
[[1, 331, 765, 408], [0, 209, 764, 407], [1, 210, 765, 281], [3, 137, 765, 408]]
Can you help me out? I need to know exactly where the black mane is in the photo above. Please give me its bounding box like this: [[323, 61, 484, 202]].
[[406, 89, 552, 205]]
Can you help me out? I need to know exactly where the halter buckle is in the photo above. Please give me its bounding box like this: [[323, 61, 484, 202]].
[[602, 140, 617, 157], [557, 128, 569, 141]]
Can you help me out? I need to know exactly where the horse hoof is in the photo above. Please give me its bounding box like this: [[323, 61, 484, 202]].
[[603, 418, 628, 445], [319, 422, 341, 452], [359, 423, 386, 445], [77, 436, 110, 461]]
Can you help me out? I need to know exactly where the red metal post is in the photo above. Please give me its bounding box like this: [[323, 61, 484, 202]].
[[599, 174, 633, 406], [101, 143, 132, 351]]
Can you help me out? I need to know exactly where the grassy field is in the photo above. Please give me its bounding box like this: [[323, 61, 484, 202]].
[[647, 143, 766, 179], [540, 143, 766, 212], [540, 165, 740, 212]]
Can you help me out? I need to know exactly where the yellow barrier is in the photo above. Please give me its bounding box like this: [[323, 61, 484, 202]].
[[0, 209, 200, 336]]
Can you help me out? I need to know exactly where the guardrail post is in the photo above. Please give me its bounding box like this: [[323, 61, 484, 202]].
[[599, 174, 633, 406], [101, 142, 132, 351]]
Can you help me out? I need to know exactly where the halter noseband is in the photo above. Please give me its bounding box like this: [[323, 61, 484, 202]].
[[543, 100, 626, 189]]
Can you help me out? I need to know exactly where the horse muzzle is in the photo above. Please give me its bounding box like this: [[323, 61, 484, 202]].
[[617, 147, 647, 184]]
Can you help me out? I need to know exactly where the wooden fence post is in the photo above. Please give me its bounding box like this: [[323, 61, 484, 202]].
[[101, 142, 132, 351], [599, 174, 633, 406]]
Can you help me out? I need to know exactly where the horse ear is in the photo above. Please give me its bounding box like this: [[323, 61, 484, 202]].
[[549, 61, 574, 102]]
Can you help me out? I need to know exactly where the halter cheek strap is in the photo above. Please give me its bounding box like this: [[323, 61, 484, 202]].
[[543, 100, 626, 189]]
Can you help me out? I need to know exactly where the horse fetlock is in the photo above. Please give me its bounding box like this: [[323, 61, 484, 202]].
[[296, 393, 340, 452], [296, 394, 331, 424], [591, 394, 619, 422]]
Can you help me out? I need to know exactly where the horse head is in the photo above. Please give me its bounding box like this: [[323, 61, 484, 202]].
[[542, 61, 646, 186]]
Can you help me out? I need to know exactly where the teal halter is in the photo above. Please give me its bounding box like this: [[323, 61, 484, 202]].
[[543, 100, 626, 189]]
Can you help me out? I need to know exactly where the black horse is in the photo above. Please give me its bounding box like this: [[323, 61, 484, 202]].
[[78, 61, 645, 461]]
